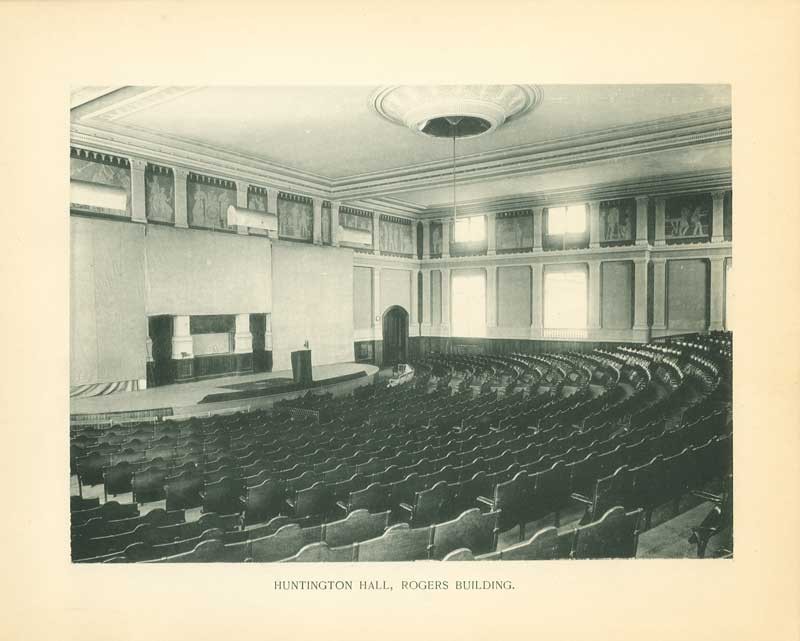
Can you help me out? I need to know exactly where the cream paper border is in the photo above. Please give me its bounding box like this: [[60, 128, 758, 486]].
[[1, 1, 799, 639]]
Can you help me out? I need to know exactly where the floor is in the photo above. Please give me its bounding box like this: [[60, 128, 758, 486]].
[[71, 362, 379, 419]]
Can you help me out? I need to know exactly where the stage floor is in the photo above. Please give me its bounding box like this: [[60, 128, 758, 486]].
[[70, 362, 379, 420]]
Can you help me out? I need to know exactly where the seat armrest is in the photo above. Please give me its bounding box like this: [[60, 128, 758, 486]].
[[570, 492, 592, 505], [399, 502, 413, 513], [476, 496, 495, 507], [336, 501, 349, 514], [691, 490, 722, 503]]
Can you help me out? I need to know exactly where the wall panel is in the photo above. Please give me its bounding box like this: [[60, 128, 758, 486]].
[[380, 269, 412, 315], [601, 261, 634, 329], [353, 266, 373, 330], [667, 259, 709, 330], [271, 244, 354, 371], [498, 266, 532, 327], [70, 217, 146, 385], [430, 270, 442, 325]]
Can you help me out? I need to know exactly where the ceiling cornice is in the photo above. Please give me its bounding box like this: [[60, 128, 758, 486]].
[[70, 123, 333, 199], [330, 108, 731, 199], [419, 170, 732, 218]]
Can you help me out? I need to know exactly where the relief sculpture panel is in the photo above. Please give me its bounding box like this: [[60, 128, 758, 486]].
[[70, 157, 131, 215], [188, 178, 234, 230], [277, 197, 313, 241], [145, 170, 174, 223], [379, 218, 414, 255], [600, 198, 635, 243], [496, 212, 533, 250]]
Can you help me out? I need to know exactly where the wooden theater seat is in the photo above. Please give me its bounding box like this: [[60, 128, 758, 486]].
[[430, 508, 499, 560]]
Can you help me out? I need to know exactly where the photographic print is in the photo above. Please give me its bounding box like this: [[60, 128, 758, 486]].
[[69, 84, 733, 564]]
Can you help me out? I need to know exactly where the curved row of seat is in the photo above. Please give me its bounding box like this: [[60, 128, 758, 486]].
[[70, 333, 733, 562]]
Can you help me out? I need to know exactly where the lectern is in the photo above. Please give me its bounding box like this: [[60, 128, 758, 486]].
[[290, 349, 313, 386]]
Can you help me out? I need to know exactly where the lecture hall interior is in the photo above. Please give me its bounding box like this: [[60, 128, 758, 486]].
[[69, 85, 733, 563]]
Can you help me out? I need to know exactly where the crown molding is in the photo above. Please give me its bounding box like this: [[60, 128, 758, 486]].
[[71, 95, 731, 220], [70, 123, 333, 199], [417, 170, 732, 219], [330, 109, 731, 199]]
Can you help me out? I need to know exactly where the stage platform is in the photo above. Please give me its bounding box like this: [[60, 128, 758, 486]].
[[70, 362, 379, 423]]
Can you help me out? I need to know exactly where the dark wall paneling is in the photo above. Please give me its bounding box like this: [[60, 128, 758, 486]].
[[409, 336, 631, 358]]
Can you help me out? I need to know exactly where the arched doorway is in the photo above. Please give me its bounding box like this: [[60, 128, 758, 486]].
[[382, 306, 409, 366]]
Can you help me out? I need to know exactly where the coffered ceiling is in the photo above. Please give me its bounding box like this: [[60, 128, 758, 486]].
[[70, 85, 732, 215]]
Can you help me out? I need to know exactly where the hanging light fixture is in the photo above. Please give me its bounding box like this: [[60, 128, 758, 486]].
[[445, 116, 463, 236]]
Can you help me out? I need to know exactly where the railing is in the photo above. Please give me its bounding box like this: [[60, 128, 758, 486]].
[[541, 328, 589, 340]]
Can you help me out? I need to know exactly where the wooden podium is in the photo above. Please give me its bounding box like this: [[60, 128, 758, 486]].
[[290, 349, 313, 386]]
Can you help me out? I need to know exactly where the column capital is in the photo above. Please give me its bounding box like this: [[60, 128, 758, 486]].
[[173, 166, 190, 180], [711, 190, 727, 202], [633, 256, 650, 265], [129, 157, 148, 172], [235, 179, 249, 192], [635, 195, 650, 206], [329, 200, 341, 213], [651, 256, 668, 265], [311, 196, 324, 208]]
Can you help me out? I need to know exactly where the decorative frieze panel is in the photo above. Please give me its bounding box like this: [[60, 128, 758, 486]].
[[379, 215, 414, 255], [339, 206, 373, 246], [600, 198, 635, 245], [247, 186, 268, 212], [145, 164, 174, 224], [188, 173, 235, 231], [277, 193, 313, 241], [496, 209, 533, 251], [69, 148, 131, 215], [665, 193, 712, 244], [430, 221, 443, 257]]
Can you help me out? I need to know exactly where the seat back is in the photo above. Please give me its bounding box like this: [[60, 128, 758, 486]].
[[356, 523, 433, 562], [294, 482, 334, 522], [104, 461, 135, 497], [592, 465, 632, 519], [411, 481, 453, 527], [430, 508, 498, 560], [573, 506, 642, 559], [347, 482, 389, 513], [529, 460, 570, 522], [244, 478, 285, 525], [280, 541, 356, 562], [249, 523, 306, 562], [132, 466, 167, 503], [324, 509, 390, 548], [493, 471, 530, 532], [165, 471, 203, 511], [202, 476, 244, 515], [498, 526, 559, 560]]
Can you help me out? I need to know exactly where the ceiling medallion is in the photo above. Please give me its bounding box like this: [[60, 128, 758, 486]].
[[370, 84, 543, 139]]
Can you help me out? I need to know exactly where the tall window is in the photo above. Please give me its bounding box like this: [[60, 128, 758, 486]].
[[544, 269, 588, 329], [454, 216, 486, 243], [451, 270, 486, 337], [548, 205, 586, 235]]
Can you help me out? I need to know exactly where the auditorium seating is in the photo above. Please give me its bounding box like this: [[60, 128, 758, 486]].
[[70, 332, 733, 562]]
